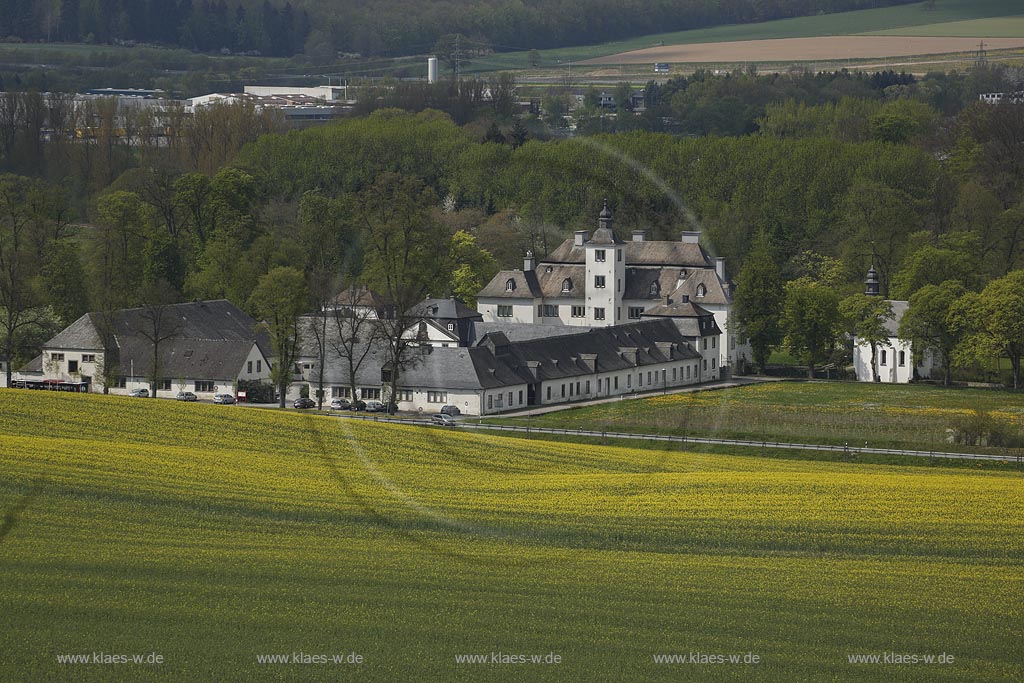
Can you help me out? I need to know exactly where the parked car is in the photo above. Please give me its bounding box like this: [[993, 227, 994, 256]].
[[293, 397, 316, 409], [364, 399, 386, 413], [212, 393, 235, 404], [128, 388, 149, 398], [330, 397, 351, 410], [349, 399, 367, 411], [175, 391, 198, 402], [431, 413, 458, 426], [440, 405, 461, 416]]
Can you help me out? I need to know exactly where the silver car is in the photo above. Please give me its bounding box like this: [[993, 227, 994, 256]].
[[212, 393, 236, 404], [128, 388, 149, 398]]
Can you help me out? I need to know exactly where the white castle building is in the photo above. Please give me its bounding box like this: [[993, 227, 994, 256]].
[[477, 203, 749, 372]]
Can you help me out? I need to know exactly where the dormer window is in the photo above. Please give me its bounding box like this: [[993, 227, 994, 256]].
[[696, 283, 707, 297], [505, 279, 516, 292], [649, 281, 659, 296], [447, 323, 455, 331], [562, 278, 572, 292]]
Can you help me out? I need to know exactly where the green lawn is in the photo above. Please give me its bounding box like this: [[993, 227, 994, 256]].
[[468, 0, 1024, 72], [0, 390, 1021, 681], [503, 381, 1024, 455], [868, 16, 1024, 37]]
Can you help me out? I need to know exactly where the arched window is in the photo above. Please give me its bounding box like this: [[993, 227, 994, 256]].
[[562, 278, 572, 292], [696, 283, 707, 297], [649, 281, 659, 296], [505, 279, 516, 292]]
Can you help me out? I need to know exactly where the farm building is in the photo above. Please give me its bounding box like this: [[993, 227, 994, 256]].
[[14, 300, 271, 398], [292, 317, 710, 416]]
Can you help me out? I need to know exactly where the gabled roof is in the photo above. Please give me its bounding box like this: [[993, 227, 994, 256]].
[[478, 270, 542, 299], [641, 297, 722, 337], [416, 297, 483, 320], [44, 313, 106, 350], [40, 299, 269, 380], [669, 269, 732, 305]]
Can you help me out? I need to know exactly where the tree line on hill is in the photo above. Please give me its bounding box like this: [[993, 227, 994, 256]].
[[1, 63, 1023, 386], [0, 0, 918, 58], [0, 0, 310, 56]]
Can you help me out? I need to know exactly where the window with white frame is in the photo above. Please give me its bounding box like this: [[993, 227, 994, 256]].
[[397, 390, 413, 401], [542, 304, 559, 317], [561, 278, 572, 292], [192, 380, 212, 392], [505, 279, 516, 292], [595, 249, 606, 262], [427, 391, 447, 403], [82, 354, 96, 363], [571, 306, 585, 318], [594, 307, 605, 320], [649, 281, 659, 296], [594, 275, 606, 288], [696, 283, 707, 297], [361, 388, 381, 400], [497, 305, 513, 317], [628, 307, 644, 319]]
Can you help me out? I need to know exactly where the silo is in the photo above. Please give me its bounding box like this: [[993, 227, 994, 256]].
[[428, 57, 438, 84]]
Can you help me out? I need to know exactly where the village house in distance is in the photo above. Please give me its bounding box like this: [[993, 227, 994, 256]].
[[476, 202, 748, 373]]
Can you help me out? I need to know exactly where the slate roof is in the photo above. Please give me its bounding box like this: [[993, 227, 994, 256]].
[[668, 268, 732, 306], [884, 300, 909, 337], [585, 226, 625, 246], [19, 354, 43, 374], [467, 322, 595, 346], [299, 319, 700, 392], [416, 297, 483, 320], [545, 238, 712, 267], [478, 270, 542, 299], [469, 319, 701, 388], [44, 313, 106, 350], [535, 264, 585, 299], [622, 267, 685, 300], [40, 300, 268, 380], [641, 298, 722, 338]]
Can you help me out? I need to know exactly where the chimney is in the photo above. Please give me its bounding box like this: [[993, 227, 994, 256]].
[[524, 250, 536, 272], [665, 295, 672, 305], [632, 230, 646, 242], [680, 231, 701, 244], [715, 257, 726, 281], [574, 230, 590, 246]]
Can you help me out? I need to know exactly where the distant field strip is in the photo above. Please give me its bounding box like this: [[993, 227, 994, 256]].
[[581, 36, 1024, 65], [867, 16, 1024, 37]]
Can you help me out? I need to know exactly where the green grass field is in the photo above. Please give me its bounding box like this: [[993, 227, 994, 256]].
[[468, 0, 1024, 72], [0, 390, 1021, 681], [503, 381, 1024, 455]]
